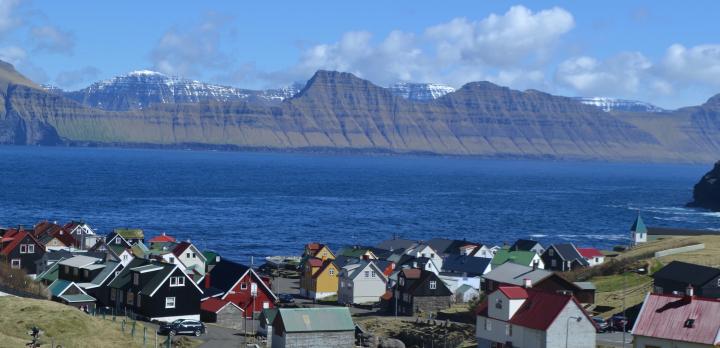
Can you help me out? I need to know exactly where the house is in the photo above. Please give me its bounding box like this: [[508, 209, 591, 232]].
[[108, 258, 203, 322], [455, 284, 480, 303], [509, 239, 545, 255], [337, 260, 388, 305], [62, 220, 101, 250], [271, 307, 355, 348], [0, 230, 45, 275], [632, 289, 720, 348], [106, 228, 144, 247], [397, 255, 441, 275], [300, 244, 340, 300], [172, 241, 207, 278], [438, 255, 492, 292], [148, 232, 176, 247], [376, 238, 418, 252], [541, 243, 589, 271], [56, 255, 123, 307], [482, 262, 595, 304], [89, 240, 134, 267], [631, 214, 648, 245], [48, 279, 96, 312], [203, 258, 278, 318], [303, 242, 335, 260], [426, 238, 489, 258], [34, 250, 105, 277], [38, 231, 76, 251], [577, 247, 605, 267], [475, 286, 596, 348], [404, 243, 444, 271], [490, 249, 545, 270], [258, 308, 278, 346], [652, 261, 720, 298], [337, 246, 378, 260], [200, 297, 245, 330], [392, 269, 452, 315], [203, 251, 220, 273]]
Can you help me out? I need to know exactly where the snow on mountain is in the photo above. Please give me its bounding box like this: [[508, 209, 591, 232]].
[[61, 71, 301, 111], [388, 82, 456, 101], [576, 97, 666, 113]]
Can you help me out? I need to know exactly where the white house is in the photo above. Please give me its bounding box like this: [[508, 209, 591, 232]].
[[404, 243, 444, 271], [337, 261, 388, 305], [577, 248, 605, 267], [476, 286, 596, 348], [631, 215, 648, 245], [63, 221, 101, 250], [172, 241, 207, 277]]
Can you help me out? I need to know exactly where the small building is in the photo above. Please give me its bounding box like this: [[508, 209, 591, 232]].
[[652, 261, 720, 298], [475, 286, 596, 348], [271, 307, 355, 348], [200, 297, 244, 330], [48, 279, 96, 311], [393, 269, 452, 315], [258, 308, 278, 344], [337, 260, 388, 305], [490, 248, 544, 270], [455, 284, 480, 303], [632, 290, 720, 347], [438, 255, 491, 293], [62, 220, 100, 250], [509, 239, 545, 255], [541, 243, 589, 271], [630, 214, 648, 245], [577, 247, 605, 267], [0, 229, 46, 275]]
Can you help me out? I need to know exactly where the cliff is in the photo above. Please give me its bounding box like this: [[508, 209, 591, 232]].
[[689, 161, 720, 211]]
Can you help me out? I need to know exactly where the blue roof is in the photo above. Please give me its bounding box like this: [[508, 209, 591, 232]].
[[442, 255, 491, 277], [631, 214, 647, 234]]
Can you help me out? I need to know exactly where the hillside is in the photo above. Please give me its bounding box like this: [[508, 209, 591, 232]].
[[0, 61, 720, 162], [0, 297, 154, 347]]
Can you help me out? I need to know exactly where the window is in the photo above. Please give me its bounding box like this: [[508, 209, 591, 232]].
[[430, 253, 435, 258], [20, 245, 27, 254], [28, 245, 34, 253], [10, 259, 20, 269], [127, 291, 134, 306], [165, 297, 175, 309], [429, 281, 437, 290], [192, 253, 196, 258], [364, 271, 370, 278], [73, 268, 79, 276], [595, 257, 599, 262], [399, 277, 405, 286], [329, 269, 335, 276], [137, 294, 141, 307], [549, 249, 554, 256], [371, 271, 376, 277], [110, 288, 116, 300], [186, 253, 190, 258], [506, 324, 512, 336], [551, 259, 557, 267], [485, 318, 491, 331], [169, 276, 185, 287], [240, 282, 248, 290], [115, 237, 121, 244], [169, 257, 175, 263], [133, 273, 140, 286], [122, 254, 128, 261], [495, 298, 503, 309], [64, 266, 70, 274], [83, 270, 89, 278], [115, 271, 121, 277]]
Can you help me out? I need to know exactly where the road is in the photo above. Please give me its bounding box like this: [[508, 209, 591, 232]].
[[145, 321, 255, 348], [597, 330, 633, 348]]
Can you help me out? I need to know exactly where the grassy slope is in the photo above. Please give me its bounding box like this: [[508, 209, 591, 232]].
[[0, 297, 154, 348]]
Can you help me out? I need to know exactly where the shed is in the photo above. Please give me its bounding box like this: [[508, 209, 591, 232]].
[[200, 297, 245, 330], [271, 307, 355, 348], [454, 284, 480, 303]]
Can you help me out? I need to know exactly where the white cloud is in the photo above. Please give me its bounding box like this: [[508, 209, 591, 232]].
[[555, 52, 655, 96], [0, 0, 21, 34], [660, 44, 720, 86], [0, 45, 25, 65], [31, 25, 75, 54]]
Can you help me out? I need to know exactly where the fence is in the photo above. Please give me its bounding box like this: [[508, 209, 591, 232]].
[[654, 243, 705, 257]]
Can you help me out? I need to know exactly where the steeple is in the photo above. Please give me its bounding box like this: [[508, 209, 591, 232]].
[[631, 213, 648, 244]]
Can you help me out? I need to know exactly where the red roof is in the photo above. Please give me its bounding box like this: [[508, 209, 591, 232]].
[[632, 293, 720, 345], [201, 298, 242, 313], [498, 286, 528, 299], [50, 229, 77, 247], [307, 258, 323, 267], [172, 241, 192, 257], [149, 233, 176, 243], [402, 268, 421, 279], [577, 248, 604, 258], [477, 287, 594, 331], [1, 231, 42, 256], [311, 260, 336, 279]]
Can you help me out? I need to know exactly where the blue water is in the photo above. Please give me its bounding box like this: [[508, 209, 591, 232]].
[[0, 146, 716, 263]]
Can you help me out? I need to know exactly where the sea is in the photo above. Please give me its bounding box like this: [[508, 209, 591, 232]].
[[0, 146, 717, 264]]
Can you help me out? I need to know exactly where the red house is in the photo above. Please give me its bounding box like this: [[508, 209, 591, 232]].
[[202, 258, 278, 318]]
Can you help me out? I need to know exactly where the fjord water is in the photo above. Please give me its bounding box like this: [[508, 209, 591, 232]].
[[0, 146, 715, 263]]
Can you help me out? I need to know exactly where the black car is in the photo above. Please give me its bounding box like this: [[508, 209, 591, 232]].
[[592, 316, 609, 333], [278, 293, 295, 304], [157, 319, 206, 337], [609, 315, 630, 332]]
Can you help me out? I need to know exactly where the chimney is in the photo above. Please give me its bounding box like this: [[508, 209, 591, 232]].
[[204, 272, 211, 289], [413, 261, 418, 269], [685, 284, 694, 300], [216, 255, 221, 263], [523, 278, 532, 288]]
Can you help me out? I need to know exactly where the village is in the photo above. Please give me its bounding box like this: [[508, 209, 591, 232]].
[[1, 216, 720, 348]]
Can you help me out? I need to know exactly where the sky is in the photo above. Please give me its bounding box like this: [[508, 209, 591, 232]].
[[1, 1, 720, 109]]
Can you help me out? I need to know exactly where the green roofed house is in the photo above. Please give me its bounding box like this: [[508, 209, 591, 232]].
[[203, 251, 220, 272], [271, 307, 355, 348], [48, 279, 96, 311], [490, 248, 545, 270], [631, 214, 648, 245], [114, 228, 144, 243]]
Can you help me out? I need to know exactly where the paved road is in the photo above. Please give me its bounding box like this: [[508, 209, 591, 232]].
[[597, 331, 633, 348], [145, 321, 254, 348]]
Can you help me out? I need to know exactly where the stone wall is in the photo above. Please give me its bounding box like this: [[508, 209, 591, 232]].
[[273, 331, 354, 348], [413, 296, 452, 314]]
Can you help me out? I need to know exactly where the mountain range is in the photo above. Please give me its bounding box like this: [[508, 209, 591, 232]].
[[1, 60, 719, 162]]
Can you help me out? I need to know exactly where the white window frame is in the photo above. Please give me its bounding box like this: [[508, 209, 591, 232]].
[[240, 282, 248, 290], [170, 276, 185, 287], [429, 281, 437, 290], [371, 271, 376, 277], [27, 244, 34, 254], [115, 237, 121, 244], [364, 271, 370, 278], [329, 269, 335, 276], [10, 259, 21, 269], [506, 324, 512, 336], [165, 297, 175, 309], [549, 249, 554, 256]]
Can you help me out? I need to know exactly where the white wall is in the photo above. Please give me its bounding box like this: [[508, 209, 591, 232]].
[[545, 301, 596, 348]]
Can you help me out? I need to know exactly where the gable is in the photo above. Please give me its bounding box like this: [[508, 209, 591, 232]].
[[222, 267, 278, 301]]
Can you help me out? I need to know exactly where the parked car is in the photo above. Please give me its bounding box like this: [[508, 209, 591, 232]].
[[592, 316, 609, 332], [610, 315, 629, 332], [278, 293, 295, 304], [157, 319, 206, 337]]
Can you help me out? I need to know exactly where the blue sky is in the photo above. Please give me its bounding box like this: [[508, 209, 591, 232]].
[[2, 0, 720, 108]]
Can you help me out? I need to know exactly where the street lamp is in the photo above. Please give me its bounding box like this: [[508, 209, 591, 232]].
[[566, 316, 582, 348]]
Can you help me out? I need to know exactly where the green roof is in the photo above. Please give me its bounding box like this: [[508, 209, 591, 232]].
[[260, 308, 278, 324], [339, 247, 372, 258], [277, 307, 355, 333], [37, 262, 61, 283], [491, 249, 537, 267], [108, 244, 127, 256], [60, 294, 96, 303], [48, 279, 73, 297], [631, 214, 647, 234], [109, 258, 177, 296], [114, 228, 144, 239], [203, 251, 219, 265]]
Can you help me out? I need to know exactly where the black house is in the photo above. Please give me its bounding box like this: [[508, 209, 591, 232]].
[[57, 255, 123, 307], [108, 258, 203, 322], [509, 239, 545, 255], [391, 269, 452, 315], [652, 261, 720, 298], [0, 230, 45, 275], [541, 243, 589, 272]]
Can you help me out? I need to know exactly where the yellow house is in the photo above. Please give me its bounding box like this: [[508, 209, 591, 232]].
[[300, 243, 339, 300]]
